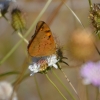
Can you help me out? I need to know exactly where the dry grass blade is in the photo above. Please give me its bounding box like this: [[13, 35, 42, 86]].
[[47, 0, 67, 25], [61, 0, 84, 29], [60, 68, 80, 100]]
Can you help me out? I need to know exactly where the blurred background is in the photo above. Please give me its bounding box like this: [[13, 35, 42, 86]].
[[0, 0, 100, 100]]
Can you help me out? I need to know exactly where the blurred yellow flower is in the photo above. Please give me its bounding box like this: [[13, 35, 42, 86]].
[[68, 29, 95, 60]]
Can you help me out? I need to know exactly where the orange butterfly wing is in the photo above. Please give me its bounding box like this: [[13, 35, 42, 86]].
[[27, 21, 56, 57]]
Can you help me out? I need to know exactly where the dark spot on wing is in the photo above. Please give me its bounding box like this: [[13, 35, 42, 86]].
[[45, 30, 50, 33], [47, 35, 51, 40]]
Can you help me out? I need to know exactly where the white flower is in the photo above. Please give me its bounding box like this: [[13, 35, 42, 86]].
[[47, 54, 59, 69], [29, 63, 40, 76], [28, 55, 59, 76]]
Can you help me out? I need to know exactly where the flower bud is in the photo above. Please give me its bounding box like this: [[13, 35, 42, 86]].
[[11, 8, 26, 32]]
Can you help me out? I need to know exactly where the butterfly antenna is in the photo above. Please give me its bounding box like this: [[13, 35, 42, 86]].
[[60, 68, 80, 100], [62, 57, 68, 59], [59, 60, 69, 66]]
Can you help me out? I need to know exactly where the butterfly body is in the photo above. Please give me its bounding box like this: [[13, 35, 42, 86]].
[[28, 21, 56, 57]]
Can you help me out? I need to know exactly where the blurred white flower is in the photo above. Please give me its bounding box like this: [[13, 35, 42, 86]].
[[28, 55, 59, 76], [80, 61, 100, 86], [0, 81, 18, 100]]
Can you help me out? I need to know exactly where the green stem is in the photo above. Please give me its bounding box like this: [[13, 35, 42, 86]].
[[0, 71, 19, 78], [0, 0, 52, 65], [45, 74, 67, 100], [98, 33, 100, 40], [88, 0, 93, 11], [25, 0, 52, 37], [52, 70, 76, 100], [34, 75, 43, 100], [0, 12, 2, 17], [0, 40, 21, 65], [17, 31, 28, 44]]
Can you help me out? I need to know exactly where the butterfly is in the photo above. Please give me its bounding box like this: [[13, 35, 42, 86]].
[[27, 21, 56, 57]]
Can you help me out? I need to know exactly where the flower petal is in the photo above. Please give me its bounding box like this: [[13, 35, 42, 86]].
[[47, 55, 59, 68], [53, 64, 58, 69]]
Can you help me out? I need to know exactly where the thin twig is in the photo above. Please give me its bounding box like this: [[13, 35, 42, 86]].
[[47, 0, 66, 25], [61, 0, 85, 29]]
